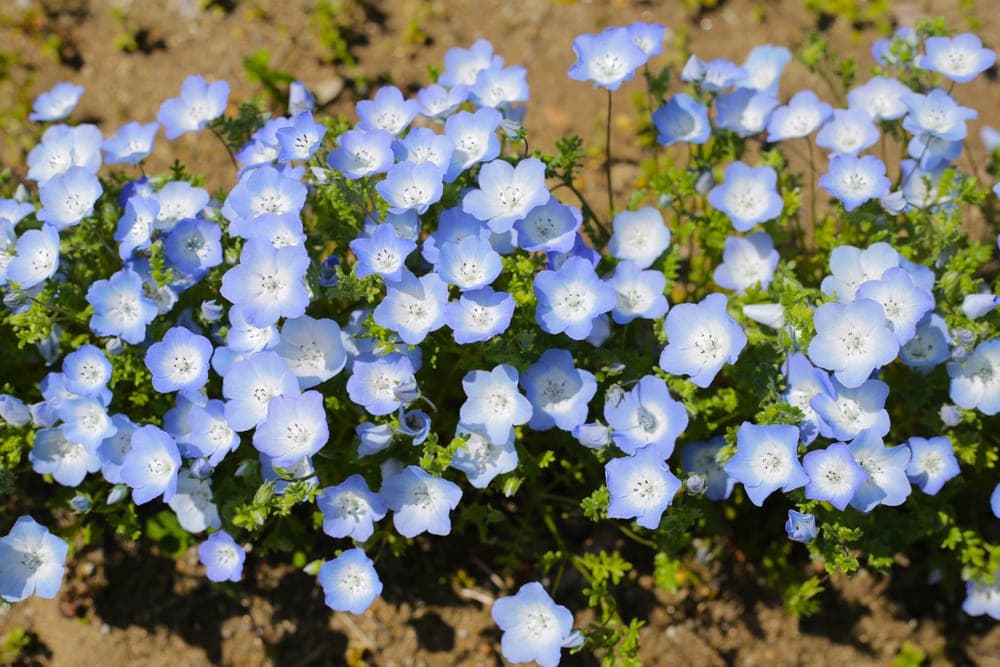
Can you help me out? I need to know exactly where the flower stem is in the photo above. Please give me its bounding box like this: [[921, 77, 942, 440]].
[[209, 125, 239, 170], [605, 89, 615, 220]]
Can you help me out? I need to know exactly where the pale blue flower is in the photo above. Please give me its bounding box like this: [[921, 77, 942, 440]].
[[381, 465, 462, 538], [492, 582, 575, 667], [659, 292, 746, 388], [808, 299, 899, 388], [0, 516, 68, 602], [708, 161, 783, 232], [723, 422, 807, 506], [198, 531, 245, 582], [802, 442, 867, 510]]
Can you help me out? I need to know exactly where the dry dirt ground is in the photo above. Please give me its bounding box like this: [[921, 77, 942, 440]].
[[1, 0, 1000, 665]]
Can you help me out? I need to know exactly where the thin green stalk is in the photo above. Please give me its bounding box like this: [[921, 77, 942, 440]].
[[605, 89, 614, 219]]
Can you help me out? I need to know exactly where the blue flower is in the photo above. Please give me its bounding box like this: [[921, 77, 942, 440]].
[[810, 377, 891, 441], [416, 83, 469, 119], [713, 232, 779, 294], [356, 422, 393, 457], [226, 305, 278, 354], [462, 158, 549, 234], [29, 82, 84, 122], [197, 531, 245, 583], [659, 292, 746, 388], [514, 199, 580, 253], [288, 80, 315, 114], [86, 268, 159, 344], [606, 445, 682, 529], [222, 351, 300, 431], [7, 224, 60, 290], [948, 339, 1000, 415], [393, 126, 454, 173], [715, 88, 779, 137], [276, 111, 326, 162], [157, 75, 230, 139], [102, 121, 158, 164], [27, 124, 102, 184], [808, 299, 899, 388], [708, 161, 783, 232], [164, 218, 223, 279], [97, 415, 137, 484], [785, 510, 817, 543], [905, 436, 960, 495], [902, 89, 977, 142], [443, 108, 502, 179], [274, 315, 347, 390], [114, 196, 157, 259], [849, 429, 912, 512], [373, 270, 448, 345], [460, 365, 533, 445], [436, 234, 503, 291], [440, 39, 502, 88], [520, 349, 597, 432], [820, 242, 900, 302], [222, 166, 307, 238], [961, 293, 999, 319], [350, 221, 417, 282], [818, 154, 891, 212], [872, 27, 919, 67], [608, 207, 671, 269], [767, 90, 832, 141], [962, 572, 1000, 620], [29, 427, 100, 487], [317, 474, 387, 541], [444, 287, 515, 344], [318, 548, 383, 614], [0, 394, 31, 427], [604, 375, 688, 456], [168, 470, 221, 533], [356, 86, 419, 136], [56, 398, 116, 450], [681, 55, 747, 92], [491, 581, 575, 667], [608, 260, 668, 324], [847, 77, 910, 121], [376, 161, 445, 215], [742, 45, 792, 94], [450, 424, 518, 488], [346, 353, 415, 417], [252, 391, 329, 468], [723, 422, 807, 506], [220, 240, 310, 327], [627, 22, 667, 59], [37, 166, 103, 230], [154, 180, 210, 232], [185, 400, 238, 466], [327, 128, 395, 180], [534, 256, 616, 340], [802, 442, 867, 510], [920, 34, 997, 83], [382, 465, 463, 537], [121, 425, 182, 504], [815, 108, 880, 156], [855, 267, 935, 345], [471, 64, 529, 109], [651, 93, 711, 146], [0, 516, 68, 602], [568, 27, 647, 90], [681, 437, 735, 501]]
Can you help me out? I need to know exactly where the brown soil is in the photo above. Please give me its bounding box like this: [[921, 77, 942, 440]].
[[1, 1, 1000, 665]]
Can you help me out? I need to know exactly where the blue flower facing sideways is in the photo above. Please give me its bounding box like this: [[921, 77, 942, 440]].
[[0, 516, 68, 602], [198, 531, 245, 583], [785, 510, 817, 543]]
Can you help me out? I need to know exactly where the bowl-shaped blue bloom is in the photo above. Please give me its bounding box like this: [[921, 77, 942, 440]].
[[651, 93, 711, 146], [157, 75, 230, 139], [317, 474, 387, 541], [604, 374, 688, 456], [785, 510, 817, 543], [659, 292, 746, 388], [197, 531, 245, 583], [919, 34, 997, 83], [605, 445, 682, 529], [382, 465, 463, 538], [723, 422, 807, 506], [120, 425, 182, 505], [802, 442, 867, 510], [491, 581, 575, 667], [708, 161, 783, 232], [522, 348, 597, 432], [460, 364, 533, 445], [808, 299, 899, 389], [568, 27, 647, 90], [849, 429, 912, 512], [905, 435, 960, 495], [0, 516, 68, 602], [29, 82, 84, 122], [534, 256, 616, 340], [318, 548, 383, 614]]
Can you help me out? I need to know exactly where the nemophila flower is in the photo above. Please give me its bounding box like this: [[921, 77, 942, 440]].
[[163, 217, 223, 279], [708, 161, 783, 232], [350, 222, 416, 282], [682, 438, 735, 501], [992, 483, 1000, 519], [920, 33, 997, 83], [900, 160, 956, 210], [155, 180, 210, 232], [608, 207, 671, 269], [97, 415, 136, 484], [715, 88, 779, 137], [382, 465, 462, 538], [872, 27, 919, 67], [253, 390, 328, 468], [724, 422, 807, 506], [855, 267, 935, 346], [397, 409, 431, 445], [608, 260, 668, 324], [27, 124, 102, 185], [785, 510, 817, 543], [102, 121, 158, 164], [30, 82, 84, 122], [604, 375, 688, 456], [327, 127, 394, 180], [460, 365, 532, 445], [713, 232, 779, 295], [963, 573, 1000, 620], [627, 21, 667, 58], [520, 349, 597, 432], [905, 435, 960, 495], [0, 516, 68, 602], [982, 125, 1000, 152], [226, 305, 278, 354], [440, 38, 502, 87], [114, 196, 157, 259], [0, 198, 35, 227], [820, 242, 899, 302], [961, 293, 999, 319], [907, 132, 962, 170], [948, 339, 1000, 415], [7, 224, 60, 290], [492, 581, 575, 667], [184, 400, 238, 466], [534, 255, 616, 340], [547, 233, 600, 271], [463, 158, 549, 234], [802, 442, 867, 510], [444, 287, 515, 344], [274, 316, 346, 390], [782, 353, 835, 444], [766, 90, 833, 141], [471, 64, 529, 109], [514, 199, 580, 254], [244, 212, 306, 250], [318, 548, 382, 614], [436, 235, 502, 290], [86, 268, 159, 344], [145, 326, 213, 394], [416, 83, 469, 119], [223, 166, 307, 238], [29, 427, 100, 487], [168, 470, 221, 533], [808, 299, 899, 388], [275, 111, 326, 162], [450, 424, 518, 488], [357, 86, 419, 136], [56, 398, 117, 450], [364, 209, 421, 242], [651, 93, 711, 146], [260, 452, 317, 495], [121, 425, 181, 504], [288, 80, 315, 115], [847, 77, 910, 121], [681, 55, 747, 92], [223, 350, 300, 431], [743, 303, 786, 331], [444, 107, 502, 179], [568, 26, 647, 90], [317, 474, 387, 541], [901, 314, 952, 369], [902, 89, 977, 142], [356, 421, 393, 457], [815, 108, 880, 156], [376, 161, 444, 215], [393, 127, 454, 174], [36, 166, 103, 230], [157, 75, 229, 139], [818, 154, 892, 213], [0, 394, 31, 427], [605, 445, 682, 529], [849, 429, 912, 512], [659, 292, 747, 388], [197, 531, 245, 583], [347, 353, 415, 417], [374, 270, 448, 345], [742, 44, 792, 94], [220, 240, 310, 327]]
